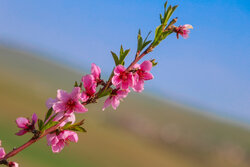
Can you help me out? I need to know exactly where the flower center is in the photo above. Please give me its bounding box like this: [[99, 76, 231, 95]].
[[66, 99, 76, 110], [120, 72, 128, 80]]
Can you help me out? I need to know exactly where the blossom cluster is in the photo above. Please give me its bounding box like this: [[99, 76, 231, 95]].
[[0, 2, 193, 165], [44, 61, 154, 152]]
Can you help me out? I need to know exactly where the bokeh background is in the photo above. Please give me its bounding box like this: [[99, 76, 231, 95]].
[[0, 0, 249, 167]]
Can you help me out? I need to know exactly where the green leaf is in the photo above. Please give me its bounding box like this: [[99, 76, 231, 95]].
[[42, 121, 59, 132], [44, 107, 53, 122], [151, 59, 158, 67], [38, 119, 44, 131], [62, 122, 72, 129], [142, 40, 152, 50], [74, 81, 78, 87], [164, 1, 168, 12], [98, 88, 112, 98], [160, 14, 163, 24], [152, 25, 163, 46], [71, 126, 87, 132], [111, 51, 119, 66], [119, 49, 130, 64], [120, 45, 124, 56]]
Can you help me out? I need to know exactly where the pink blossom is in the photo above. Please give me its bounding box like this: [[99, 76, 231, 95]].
[[132, 61, 154, 92], [46, 97, 59, 109], [102, 89, 130, 110], [53, 87, 87, 114], [0, 140, 5, 159], [15, 113, 37, 136], [8, 162, 19, 167], [81, 74, 96, 102], [91, 63, 101, 82], [112, 65, 134, 90], [175, 24, 193, 39], [47, 130, 78, 153]]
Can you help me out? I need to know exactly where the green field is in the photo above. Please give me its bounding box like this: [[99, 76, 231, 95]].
[[0, 46, 250, 167]]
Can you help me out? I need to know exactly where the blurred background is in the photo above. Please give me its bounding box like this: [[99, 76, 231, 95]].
[[0, 0, 249, 167]]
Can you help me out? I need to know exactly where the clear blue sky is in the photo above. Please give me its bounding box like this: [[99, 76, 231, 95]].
[[0, 0, 249, 122]]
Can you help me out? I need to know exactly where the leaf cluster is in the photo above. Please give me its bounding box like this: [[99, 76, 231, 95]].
[[137, 29, 152, 53], [62, 119, 87, 132], [38, 108, 59, 133], [111, 45, 130, 66], [152, 1, 178, 47]]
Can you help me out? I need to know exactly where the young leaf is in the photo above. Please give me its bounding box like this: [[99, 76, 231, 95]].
[[111, 51, 119, 66], [74, 81, 78, 87], [164, 1, 168, 12], [38, 119, 44, 131], [44, 107, 53, 122], [42, 121, 59, 132], [119, 49, 130, 64], [119, 45, 124, 56], [62, 122, 72, 130], [71, 126, 87, 132], [98, 88, 112, 98]]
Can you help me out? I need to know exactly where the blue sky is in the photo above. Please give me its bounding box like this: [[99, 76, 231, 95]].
[[0, 0, 249, 122]]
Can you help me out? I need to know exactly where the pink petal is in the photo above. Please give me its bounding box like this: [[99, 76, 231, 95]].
[[46, 98, 58, 109], [91, 63, 101, 79], [82, 74, 95, 88], [111, 97, 120, 110], [47, 133, 58, 146], [143, 72, 154, 80], [128, 73, 134, 87], [112, 75, 121, 87], [102, 97, 111, 111], [81, 92, 89, 102], [15, 117, 29, 128], [67, 131, 78, 143], [114, 65, 125, 75], [57, 89, 70, 102], [53, 101, 66, 113], [74, 103, 88, 113], [32, 113, 38, 124], [15, 129, 27, 136], [70, 87, 81, 100], [121, 81, 129, 90], [52, 144, 62, 153], [117, 89, 130, 98], [140, 60, 152, 71], [133, 80, 144, 92], [0, 147, 6, 158]]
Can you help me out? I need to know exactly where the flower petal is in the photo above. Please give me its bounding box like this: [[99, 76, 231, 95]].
[[32, 113, 38, 124], [143, 72, 154, 80], [53, 101, 66, 113], [15, 129, 27, 136], [74, 103, 88, 113], [114, 65, 125, 75], [133, 80, 144, 92], [111, 97, 120, 110], [15, 117, 29, 128], [46, 98, 58, 109], [102, 97, 111, 111], [140, 60, 152, 71], [91, 63, 101, 79], [0, 147, 6, 158], [112, 75, 121, 87], [57, 89, 70, 102]]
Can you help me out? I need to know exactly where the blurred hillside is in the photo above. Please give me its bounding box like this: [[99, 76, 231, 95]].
[[0, 46, 250, 167]]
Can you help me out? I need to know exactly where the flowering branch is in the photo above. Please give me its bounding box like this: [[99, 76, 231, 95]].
[[0, 1, 192, 166]]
